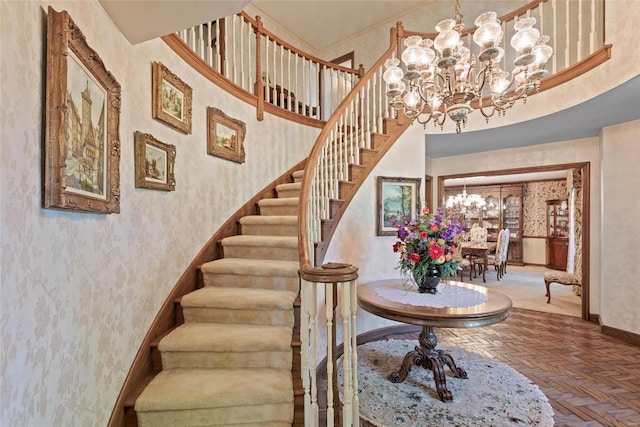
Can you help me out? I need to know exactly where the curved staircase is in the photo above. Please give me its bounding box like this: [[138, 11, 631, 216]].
[[133, 171, 304, 426]]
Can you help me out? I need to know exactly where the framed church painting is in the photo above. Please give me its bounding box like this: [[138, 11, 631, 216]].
[[43, 7, 122, 213], [152, 62, 192, 134]]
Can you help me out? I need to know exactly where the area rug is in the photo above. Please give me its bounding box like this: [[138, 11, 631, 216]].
[[337, 339, 554, 427]]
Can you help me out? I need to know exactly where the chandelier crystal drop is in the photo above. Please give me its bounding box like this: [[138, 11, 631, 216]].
[[383, 0, 553, 134]]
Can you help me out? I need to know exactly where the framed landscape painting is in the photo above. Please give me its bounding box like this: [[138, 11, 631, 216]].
[[134, 131, 176, 191], [376, 176, 422, 236], [207, 107, 246, 163], [43, 7, 121, 213], [152, 62, 192, 134]]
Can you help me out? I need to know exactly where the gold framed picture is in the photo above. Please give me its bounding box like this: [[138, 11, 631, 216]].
[[376, 176, 422, 236], [134, 131, 176, 191], [152, 62, 192, 134], [207, 107, 246, 164], [43, 7, 121, 213]]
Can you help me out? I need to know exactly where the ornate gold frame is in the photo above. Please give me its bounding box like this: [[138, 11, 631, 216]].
[[207, 107, 246, 164], [43, 7, 121, 213], [376, 176, 422, 236], [134, 131, 176, 191], [152, 62, 192, 134]]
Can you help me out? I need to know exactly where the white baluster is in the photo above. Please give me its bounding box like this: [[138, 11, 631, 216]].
[[565, 0, 570, 69], [577, 0, 583, 62], [552, 0, 558, 75], [309, 280, 318, 426], [589, 0, 596, 54], [349, 280, 359, 424], [239, 18, 245, 91], [325, 282, 334, 427], [340, 283, 352, 426]]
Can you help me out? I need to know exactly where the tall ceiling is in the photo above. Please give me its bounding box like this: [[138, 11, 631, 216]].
[[100, 0, 639, 160]]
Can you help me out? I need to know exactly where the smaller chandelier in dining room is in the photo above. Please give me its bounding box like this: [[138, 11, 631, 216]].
[[383, 0, 553, 134], [445, 186, 486, 214]]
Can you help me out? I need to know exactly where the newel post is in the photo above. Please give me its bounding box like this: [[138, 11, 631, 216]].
[[300, 262, 359, 427]]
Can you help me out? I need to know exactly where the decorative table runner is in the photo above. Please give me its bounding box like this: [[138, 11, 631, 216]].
[[374, 282, 488, 308]]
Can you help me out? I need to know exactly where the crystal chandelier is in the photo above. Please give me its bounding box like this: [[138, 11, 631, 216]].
[[446, 185, 486, 214], [383, 0, 553, 133]]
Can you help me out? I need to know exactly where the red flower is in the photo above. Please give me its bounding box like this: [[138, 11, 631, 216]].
[[393, 242, 403, 253], [410, 253, 421, 263], [428, 245, 444, 259], [419, 231, 428, 239]]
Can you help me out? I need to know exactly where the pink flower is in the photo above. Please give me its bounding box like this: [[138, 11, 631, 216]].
[[430, 224, 439, 231]]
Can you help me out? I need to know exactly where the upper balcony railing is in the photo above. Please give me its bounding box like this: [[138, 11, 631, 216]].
[[170, 12, 363, 126]]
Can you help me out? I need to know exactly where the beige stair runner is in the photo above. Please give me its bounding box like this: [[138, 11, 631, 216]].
[[135, 171, 303, 426]]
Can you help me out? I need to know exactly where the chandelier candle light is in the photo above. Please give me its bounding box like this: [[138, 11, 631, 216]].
[[445, 184, 486, 214], [383, 0, 553, 133]]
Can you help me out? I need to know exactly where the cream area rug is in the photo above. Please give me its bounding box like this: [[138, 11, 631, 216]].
[[338, 339, 554, 427]]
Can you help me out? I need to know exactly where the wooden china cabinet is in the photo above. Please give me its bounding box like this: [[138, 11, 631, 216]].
[[444, 184, 523, 264], [545, 199, 569, 270]]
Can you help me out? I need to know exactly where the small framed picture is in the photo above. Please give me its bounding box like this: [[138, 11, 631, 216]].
[[152, 62, 192, 134], [207, 107, 246, 164], [134, 131, 176, 191], [376, 176, 422, 236], [43, 7, 121, 214]]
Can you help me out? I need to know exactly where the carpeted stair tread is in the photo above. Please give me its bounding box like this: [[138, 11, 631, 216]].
[[158, 323, 292, 352], [238, 215, 297, 225], [135, 367, 293, 412], [201, 258, 299, 276], [221, 235, 298, 248], [182, 286, 296, 311], [292, 170, 304, 182], [258, 197, 299, 207]]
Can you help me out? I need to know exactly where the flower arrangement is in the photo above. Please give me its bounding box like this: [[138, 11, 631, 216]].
[[392, 206, 467, 285]]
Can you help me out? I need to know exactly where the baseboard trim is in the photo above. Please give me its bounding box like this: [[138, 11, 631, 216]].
[[601, 324, 640, 347]]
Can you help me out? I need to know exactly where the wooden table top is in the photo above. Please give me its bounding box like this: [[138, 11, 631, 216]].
[[460, 241, 497, 251], [357, 279, 512, 329]]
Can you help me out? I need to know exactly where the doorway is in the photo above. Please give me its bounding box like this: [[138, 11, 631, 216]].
[[437, 162, 591, 321]]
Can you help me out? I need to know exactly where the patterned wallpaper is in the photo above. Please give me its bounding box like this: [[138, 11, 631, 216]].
[[0, 1, 317, 425], [523, 180, 568, 237]]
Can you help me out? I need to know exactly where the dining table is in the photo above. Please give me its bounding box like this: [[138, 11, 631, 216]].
[[460, 241, 497, 282]]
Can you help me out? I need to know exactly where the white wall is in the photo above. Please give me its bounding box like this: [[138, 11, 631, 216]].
[[0, 1, 318, 425], [599, 120, 640, 334]]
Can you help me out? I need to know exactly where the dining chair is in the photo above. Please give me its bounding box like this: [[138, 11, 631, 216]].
[[484, 229, 506, 280], [544, 236, 582, 303], [469, 226, 488, 243], [453, 235, 473, 281]]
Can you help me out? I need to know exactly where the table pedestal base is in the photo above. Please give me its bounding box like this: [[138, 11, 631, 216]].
[[389, 325, 467, 401]]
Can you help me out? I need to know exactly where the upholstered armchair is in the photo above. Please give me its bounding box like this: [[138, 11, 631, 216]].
[[544, 237, 582, 303]]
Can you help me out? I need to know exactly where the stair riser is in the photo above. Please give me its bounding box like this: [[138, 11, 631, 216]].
[[202, 274, 299, 293], [137, 403, 293, 427], [161, 351, 292, 370], [276, 189, 301, 198], [223, 245, 298, 261], [259, 205, 298, 216], [240, 224, 298, 236], [182, 308, 294, 328]]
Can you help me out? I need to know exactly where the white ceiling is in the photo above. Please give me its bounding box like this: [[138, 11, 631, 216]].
[[250, 0, 425, 51]]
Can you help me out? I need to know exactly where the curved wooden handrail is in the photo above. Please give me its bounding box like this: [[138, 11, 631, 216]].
[[298, 26, 400, 268], [107, 158, 307, 427]]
